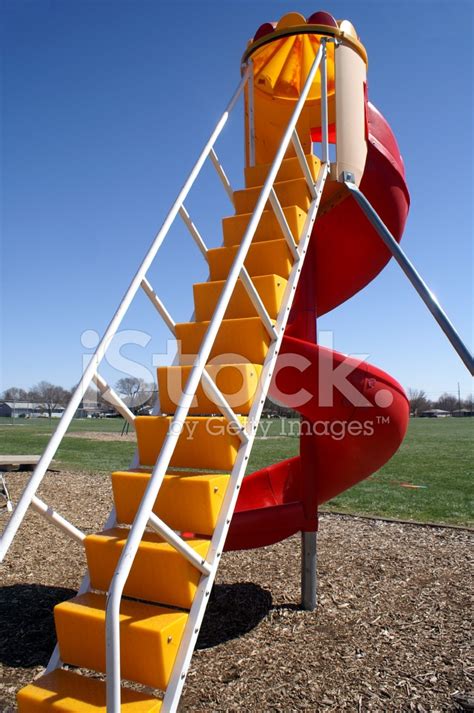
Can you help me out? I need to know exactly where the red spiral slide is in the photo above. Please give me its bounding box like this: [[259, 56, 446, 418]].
[[226, 102, 411, 550]]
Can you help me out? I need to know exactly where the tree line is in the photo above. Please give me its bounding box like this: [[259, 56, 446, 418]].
[[408, 388, 473, 416], [1, 377, 156, 418], [2, 381, 472, 419]]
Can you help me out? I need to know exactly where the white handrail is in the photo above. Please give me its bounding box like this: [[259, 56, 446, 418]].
[[105, 41, 326, 712], [0, 66, 250, 564]]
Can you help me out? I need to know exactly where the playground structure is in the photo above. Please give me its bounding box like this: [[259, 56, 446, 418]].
[[2, 11, 472, 712]]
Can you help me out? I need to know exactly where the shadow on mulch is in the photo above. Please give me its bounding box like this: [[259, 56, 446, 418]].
[[0, 584, 76, 668], [197, 582, 272, 649], [0, 582, 273, 668]]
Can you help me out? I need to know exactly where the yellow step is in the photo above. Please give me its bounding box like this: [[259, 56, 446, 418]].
[[17, 669, 161, 712], [157, 363, 262, 416], [233, 176, 311, 214], [222, 205, 306, 247], [244, 152, 320, 188], [207, 239, 293, 282], [113, 469, 229, 535], [135, 415, 241, 470], [85, 528, 209, 609], [176, 317, 271, 367], [55, 592, 187, 690], [193, 274, 287, 321]]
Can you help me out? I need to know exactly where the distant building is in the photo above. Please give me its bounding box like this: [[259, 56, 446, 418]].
[[0, 401, 65, 418], [420, 408, 451, 418], [452, 408, 473, 417]]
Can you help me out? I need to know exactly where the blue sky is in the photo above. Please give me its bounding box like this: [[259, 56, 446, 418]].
[[1, 0, 472, 402]]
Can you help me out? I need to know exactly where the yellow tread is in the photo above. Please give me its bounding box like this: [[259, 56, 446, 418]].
[[222, 204, 306, 246], [113, 469, 229, 535], [234, 176, 311, 214], [85, 527, 209, 609], [55, 592, 187, 690], [17, 669, 161, 712], [207, 238, 293, 282], [193, 274, 287, 321], [157, 363, 262, 416], [244, 153, 320, 188], [135, 415, 241, 471], [176, 317, 271, 367]]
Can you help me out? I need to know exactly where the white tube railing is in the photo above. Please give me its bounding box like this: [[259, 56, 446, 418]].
[[92, 373, 136, 425], [140, 277, 177, 335], [0, 66, 250, 564], [105, 40, 326, 712], [31, 496, 86, 544]]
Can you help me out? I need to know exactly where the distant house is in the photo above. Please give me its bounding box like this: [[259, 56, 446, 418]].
[[0, 401, 65, 418], [0, 402, 12, 417], [452, 408, 473, 417], [420, 408, 451, 418]]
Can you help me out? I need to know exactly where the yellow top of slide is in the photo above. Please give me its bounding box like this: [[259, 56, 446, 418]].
[[243, 11, 367, 103]]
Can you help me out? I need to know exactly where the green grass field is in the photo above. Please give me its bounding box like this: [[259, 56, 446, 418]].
[[0, 416, 472, 526]]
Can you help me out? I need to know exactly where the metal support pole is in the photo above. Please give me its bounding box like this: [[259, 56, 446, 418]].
[[344, 175, 474, 375], [301, 531, 317, 611]]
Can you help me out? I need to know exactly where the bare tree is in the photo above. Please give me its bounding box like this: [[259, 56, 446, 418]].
[[29, 381, 70, 418], [434, 392, 458, 413], [462, 394, 474, 411], [407, 388, 431, 416], [115, 378, 155, 410], [1, 387, 28, 401]]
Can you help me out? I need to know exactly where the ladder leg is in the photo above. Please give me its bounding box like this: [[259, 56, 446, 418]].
[[301, 530, 317, 611]]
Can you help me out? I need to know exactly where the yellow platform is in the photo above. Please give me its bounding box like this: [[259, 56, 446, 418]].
[[17, 669, 162, 712], [157, 363, 262, 416], [85, 528, 209, 609], [113, 469, 229, 535], [55, 592, 187, 690]]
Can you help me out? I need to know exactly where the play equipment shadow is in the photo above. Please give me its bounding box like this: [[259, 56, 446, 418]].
[[0, 581, 273, 666], [0, 583, 76, 668], [197, 582, 272, 649]]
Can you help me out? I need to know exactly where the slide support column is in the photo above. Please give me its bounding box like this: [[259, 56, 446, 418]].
[[301, 530, 318, 611]]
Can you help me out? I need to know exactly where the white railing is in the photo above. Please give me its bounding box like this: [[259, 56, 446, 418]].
[[105, 39, 331, 713]]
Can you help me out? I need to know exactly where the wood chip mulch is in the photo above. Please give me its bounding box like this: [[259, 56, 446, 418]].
[[0, 470, 472, 711]]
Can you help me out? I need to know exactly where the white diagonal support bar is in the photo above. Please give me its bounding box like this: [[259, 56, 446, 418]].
[[239, 267, 278, 341], [141, 277, 176, 335], [291, 129, 317, 198], [200, 370, 249, 443], [269, 188, 300, 261], [209, 148, 234, 206], [148, 512, 211, 576], [344, 176, 474, 375], [92, 373, 136, 425], [179, 204, 208, 258], [31, 496, 86, 544]]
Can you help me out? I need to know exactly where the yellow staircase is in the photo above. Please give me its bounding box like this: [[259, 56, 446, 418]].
[[17, 152, 320, 711]]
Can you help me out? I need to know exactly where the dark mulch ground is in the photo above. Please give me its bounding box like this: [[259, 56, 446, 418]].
[[0, 470, 472, 711]]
